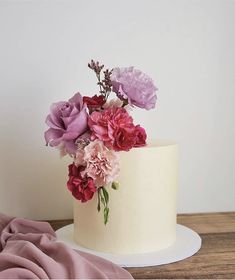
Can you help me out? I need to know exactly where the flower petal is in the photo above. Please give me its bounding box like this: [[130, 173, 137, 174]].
[[46, 115, 62, 129], [69, 92, 83, 110], [92, 125, 107, 136], [63, 140, 77, 154], [49, 102, 66, 127], [63, 106, 88, 140], [44, 128, 63, 146]]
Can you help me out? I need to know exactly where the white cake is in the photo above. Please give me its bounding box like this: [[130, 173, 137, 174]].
[[73, 140, 178, 254]]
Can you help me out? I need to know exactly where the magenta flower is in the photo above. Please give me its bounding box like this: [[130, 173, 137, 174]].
[[111, 67, 157, 110], [44, 93, 88, 155]]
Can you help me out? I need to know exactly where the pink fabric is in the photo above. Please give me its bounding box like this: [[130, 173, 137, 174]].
[[0, 213, 132, 279]]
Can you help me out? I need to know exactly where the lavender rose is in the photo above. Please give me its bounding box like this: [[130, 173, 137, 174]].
[[44, 93, 88, 155], [111, 67, 157, 110]]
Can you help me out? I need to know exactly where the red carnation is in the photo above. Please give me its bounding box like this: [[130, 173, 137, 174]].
[[113, 126, 137, 151], [134, 125, 147, 147], [83, 95, 106, 112], [67, 164, 97, 202]]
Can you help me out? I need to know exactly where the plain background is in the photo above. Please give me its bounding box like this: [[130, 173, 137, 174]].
[[0, 0, 234, 219]]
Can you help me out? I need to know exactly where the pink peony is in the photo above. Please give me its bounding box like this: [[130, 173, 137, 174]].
[[67, 164, 96, 202], [88, 107, 139, 151], [83, 140, 120, 187], [44, 93, 88, 155], [111, 67, 157, 110]]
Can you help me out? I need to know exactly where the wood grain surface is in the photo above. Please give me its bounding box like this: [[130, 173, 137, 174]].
[[48, 212, 235, 279]]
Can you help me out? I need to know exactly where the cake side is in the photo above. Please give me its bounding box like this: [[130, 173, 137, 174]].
[[74, 141, 178, 254]]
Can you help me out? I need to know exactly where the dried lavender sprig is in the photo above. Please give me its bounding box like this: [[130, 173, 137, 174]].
[[88, 59, 104, 75], [88, 60, 105, 95], [102, 69, 113, 99], [88, 60, 113, 98]]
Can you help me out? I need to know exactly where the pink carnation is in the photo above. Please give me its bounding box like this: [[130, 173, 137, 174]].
[[83, 140, 120, 187], [88, 107, 133, 151], [88, 107, 146, 151]]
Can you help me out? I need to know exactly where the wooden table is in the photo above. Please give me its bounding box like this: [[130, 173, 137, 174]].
[[48, 212, 235, 279]]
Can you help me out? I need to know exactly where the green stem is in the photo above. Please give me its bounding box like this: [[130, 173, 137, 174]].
[[97, 189, 101, 212], [97, 187, 110, 225]]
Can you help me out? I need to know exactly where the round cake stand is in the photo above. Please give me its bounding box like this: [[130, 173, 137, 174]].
[[56, 224, 201, 267]]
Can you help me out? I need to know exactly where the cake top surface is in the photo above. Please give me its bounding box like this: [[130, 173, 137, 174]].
[[145, 139, 177, 148]]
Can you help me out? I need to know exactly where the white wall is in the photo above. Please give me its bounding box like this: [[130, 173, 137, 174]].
[[0, 0, 234, 219]]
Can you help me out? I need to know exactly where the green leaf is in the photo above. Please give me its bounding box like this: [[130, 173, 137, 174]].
[[97, 191, 101, 212], [98, 187, 106, 207], [98, 187, 110, 225], [102, 187, 109, 205], [100, 194, 105, 207], [111, 181, 119, 190], [104, 207, 109, 225]]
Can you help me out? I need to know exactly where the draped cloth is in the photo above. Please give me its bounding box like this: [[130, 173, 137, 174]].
[[0, 213, 132, 279]]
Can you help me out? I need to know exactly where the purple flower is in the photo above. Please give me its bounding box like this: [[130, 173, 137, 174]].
[[111, 67, 157, 110], [44, 93, 88, 155]]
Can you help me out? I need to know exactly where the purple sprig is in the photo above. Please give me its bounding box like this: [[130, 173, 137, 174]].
[[88, 59, 113, 99]]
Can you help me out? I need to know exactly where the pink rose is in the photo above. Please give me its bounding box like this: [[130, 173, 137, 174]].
[[44, 93, 88, 155], [83, 140, 120, 187], [88, 107, 137, 151], [67, 164, 96, 202]]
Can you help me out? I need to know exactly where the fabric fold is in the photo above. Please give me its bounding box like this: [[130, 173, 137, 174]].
[[0, 213, 132, 279]]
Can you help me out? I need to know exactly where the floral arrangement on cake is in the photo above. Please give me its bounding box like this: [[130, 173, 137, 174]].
[[44, 60, 157, 224]]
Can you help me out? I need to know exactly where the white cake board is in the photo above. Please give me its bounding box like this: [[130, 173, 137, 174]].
[[56, 224, 201, 268]]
